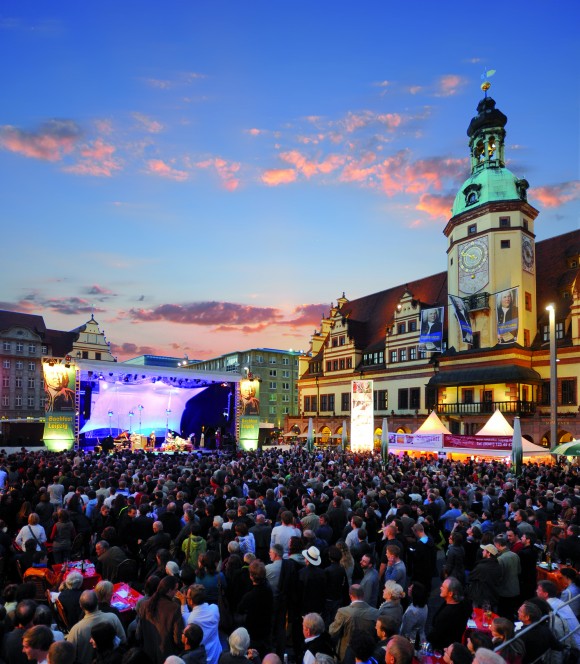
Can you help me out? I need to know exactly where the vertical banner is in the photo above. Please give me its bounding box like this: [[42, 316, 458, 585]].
[[496, 287, 519, 344], [239, 379, 260, 450], [43, 360, 76, 451], [419, 306, 444, 352], [449, 295, 473, 344], [351, 380, 373, 452]]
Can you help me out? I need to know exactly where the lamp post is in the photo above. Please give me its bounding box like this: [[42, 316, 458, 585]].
[[546, 305, 557, 450], [128, 410, 134, 432], [107, 410, 113, 436], [165, 408, 171, 439], [138, 404, 144, 434]]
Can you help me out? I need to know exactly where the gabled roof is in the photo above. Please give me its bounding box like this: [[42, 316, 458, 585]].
[[0, 310, 47, 337], [338, 272, 448, 350]]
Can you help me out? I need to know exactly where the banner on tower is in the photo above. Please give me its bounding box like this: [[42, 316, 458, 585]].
[[496, 287, 519, 344], [449, 295, 473, 344], [419, 306, 444, 352], [351, 380, 373, 452]]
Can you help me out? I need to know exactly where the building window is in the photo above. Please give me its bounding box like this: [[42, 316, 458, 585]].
[[326, 361, 332, 372], [339, 336, 346, 346], [332, 338, 338, 347], [341, 392, 350, 411], [41, 345, 47, 354], [16, 343, 23, 353], [499, 216, 511, 228], [409, 320, 417, 332], [28, 377, 35, 389], [541, 381, 550, 405], [562, 379, 577, 405], [28, 362, 35, 371], [468, 224, 477, 235], [525, 292, 532, 311], [15, 395, 22, 407], [463, 389, 474, 404], [283, 357, 289, 365], [2, 377, 8, 388], [398, 389, 409, 410], [419, 348, 427, 359], [399, 348, 407, 362], [95, 352, 102, 360], [332, 360, 338, 371], [339, 358, 345, 370], [1, 395, 8, 407], [27, 396, 35, 408], [269, 381, 276, 390], [410, 346, 417, 360], [28, 344, 36, 353], [269, 357, 277, 364], [282, 394, 289, 402], [542, 325, 549, 342], [269, 406, 276, 415], [256, 355, 263, 364], [374, 390, 388, 411], [410, 388, 420, 410], [3, 360, 10, 369], [556, 322, 564, 340], [269, 394, 277, 402], [347, 358, 352, 369], [15, 377, 22, 388], [501, 240, 511, 248], [282, 370, 289, 378], [2, 342, 9, 351], [523, 329, 530, 347], [269, 369, 277, 377], [523, 219, 529, 230], [16, 361, 23, 370], [390, 350, 397, 363], [320, 394, 335, 412], [282, 382, 289, 390], [398, 322, 406, 334]]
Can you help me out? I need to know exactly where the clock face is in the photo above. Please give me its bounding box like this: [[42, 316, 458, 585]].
[[458, 237, 489, 294], [522, 237, 535, 273]]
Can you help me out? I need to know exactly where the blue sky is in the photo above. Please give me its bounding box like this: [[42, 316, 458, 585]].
[[1, 1, 578, 360]]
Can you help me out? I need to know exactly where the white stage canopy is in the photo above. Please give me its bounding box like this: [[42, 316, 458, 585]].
[[477, 409, 514, 436], [415, 411, 451, 435]]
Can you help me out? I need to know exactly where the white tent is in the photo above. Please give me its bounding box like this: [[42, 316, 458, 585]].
[[476, 409, 514, 436], [415, 411, 452, 435]]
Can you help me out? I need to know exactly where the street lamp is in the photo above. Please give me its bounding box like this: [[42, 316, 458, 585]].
[[138, 404, 144, 434], [546, 305, 557, 450], [107, 410, 113, 436], [128, 410, 134, 432], [165, 408, 171, 439]]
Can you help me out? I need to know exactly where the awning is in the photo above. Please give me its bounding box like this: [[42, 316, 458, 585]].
[[428, 365, 541, 387]]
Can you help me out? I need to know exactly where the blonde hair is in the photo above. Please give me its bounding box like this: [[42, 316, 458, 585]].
[[383, 580, 405, 600]]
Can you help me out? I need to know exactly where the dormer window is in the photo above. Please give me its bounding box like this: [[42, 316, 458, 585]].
[[463, 183, 482, 207]]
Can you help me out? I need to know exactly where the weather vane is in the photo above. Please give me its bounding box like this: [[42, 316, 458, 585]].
[[481, 69, 496, 96]]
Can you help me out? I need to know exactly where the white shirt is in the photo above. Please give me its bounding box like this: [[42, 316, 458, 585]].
[[181, 603, 221, 664]]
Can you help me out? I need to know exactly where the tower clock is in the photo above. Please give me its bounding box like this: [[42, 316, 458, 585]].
[[458, 236, 489, 294]]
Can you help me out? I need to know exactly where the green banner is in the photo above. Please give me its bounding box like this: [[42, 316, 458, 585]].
[[239, 415, 259, 451]]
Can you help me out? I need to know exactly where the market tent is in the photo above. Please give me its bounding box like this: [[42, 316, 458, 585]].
[[476, 409, 514, 436], [415, 411, 452, 435], [445, 438, 549, 457]]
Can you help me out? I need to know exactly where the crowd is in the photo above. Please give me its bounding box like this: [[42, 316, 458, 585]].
[[0, 445, 579, 664]]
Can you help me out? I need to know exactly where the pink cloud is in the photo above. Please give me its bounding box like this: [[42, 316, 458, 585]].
[[110, 342, 157, 359], [146, 159, 188, 181], [128, 301, 283, 326], [285, 304, 330, 327], [0, 119, 82, 161], [531, 181, 580, 208], [279, 150, 344, 178], [261, 168, 297, 186], [196, 157, 240, 191], [416, 193, 455, 219], [436, 74, 467, 97], [377, 151, 466, 196], [133, 113, 164, 133], [246, 128, 265, 136], [64, 139, 121, 177], [86, 284, 116, 296]]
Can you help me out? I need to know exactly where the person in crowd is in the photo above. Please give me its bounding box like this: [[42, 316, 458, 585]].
[[57, 571, 84, 628], [22, 625, 54, 664], [515, 601, 563, 663], [490, 617, 525, 664], [378, 581, 404, 629], [400, 582, 428, 642], [180, 623, 207, 664], [442, 643, 473, 664], [329, 584, 379, 662], [218, 628, 258, 664], [302, 612, 334, 664], [384, 635, 414, 664], [15, 513, 47, 552], [176, 584, 221, 664], [2, 600, 37, 664], [427, 577, 472, 651], [136, 576, 182, 664]]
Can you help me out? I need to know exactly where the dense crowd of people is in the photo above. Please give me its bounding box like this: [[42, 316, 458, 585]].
[[0, 445, 579, 664]]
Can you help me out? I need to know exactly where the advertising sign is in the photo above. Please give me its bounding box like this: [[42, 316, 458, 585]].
[[239, 378, 260, 450], [496, 287, 519, 344], [388, 432, 443, 450], [443, 434, 512, 451], [43, 360, 76, 451], [351, 380, 373, 452], [419, 306, 444, 352], [449, 295, 473, 344]]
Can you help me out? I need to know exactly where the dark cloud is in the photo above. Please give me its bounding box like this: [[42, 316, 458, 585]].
[[0, 119, 82, 161], [86, 284, 115, 296], [128, 301, 283, 326], [110, 342, 156, 358]]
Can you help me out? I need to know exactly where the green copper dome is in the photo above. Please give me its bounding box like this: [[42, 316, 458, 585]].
[[452, 167, 528, 218]]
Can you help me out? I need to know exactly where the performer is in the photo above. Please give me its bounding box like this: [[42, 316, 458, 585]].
[[149, 431, 156, 449]]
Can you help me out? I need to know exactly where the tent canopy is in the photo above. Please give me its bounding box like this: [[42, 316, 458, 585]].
[[477, 409, 514, 436], [415, 411, 451, 435]]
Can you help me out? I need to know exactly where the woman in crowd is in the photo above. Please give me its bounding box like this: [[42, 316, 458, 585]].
[[50, 509, 76, 564], [400, 582, 428, 642], [138, 575, 183, 664], [15, 512, 47, 551], [378, 581, 404, 630]]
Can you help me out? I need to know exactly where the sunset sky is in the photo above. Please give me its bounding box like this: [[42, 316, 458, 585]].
[[1, 2, 578, 362]]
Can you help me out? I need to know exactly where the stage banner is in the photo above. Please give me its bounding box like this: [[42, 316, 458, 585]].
[[443, 434, 512, 451], [351, 380, 373, 452], [239, 416, 259, 451], [43, 360, 76, 451], [496, 287, 519, 344], [388, 432, 442, 450], [419, 306, 444, 352], [449, 295, 473, 344]]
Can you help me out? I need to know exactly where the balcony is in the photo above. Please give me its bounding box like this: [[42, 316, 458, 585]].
[[436, 400, 536, 416]]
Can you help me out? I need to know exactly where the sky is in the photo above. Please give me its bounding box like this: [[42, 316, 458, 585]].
[[1, 1, 579, 362]]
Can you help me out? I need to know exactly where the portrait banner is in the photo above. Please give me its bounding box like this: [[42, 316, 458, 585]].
[[419, 306, 444, 352], [449, 294, 473, 344], [43, 359, 76, 451], [496, 287, 519, 344], [351, 380, 373, 452]]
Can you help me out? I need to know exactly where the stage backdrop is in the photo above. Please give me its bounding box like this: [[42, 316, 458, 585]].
[[43, 360, 76, 452], [80, 382, 207, 436]]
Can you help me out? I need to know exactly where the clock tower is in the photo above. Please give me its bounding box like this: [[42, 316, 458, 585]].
[[444, 86, 539, 349]]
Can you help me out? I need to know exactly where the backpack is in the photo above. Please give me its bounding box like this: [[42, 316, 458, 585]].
[[182, 535, 206, 569]]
